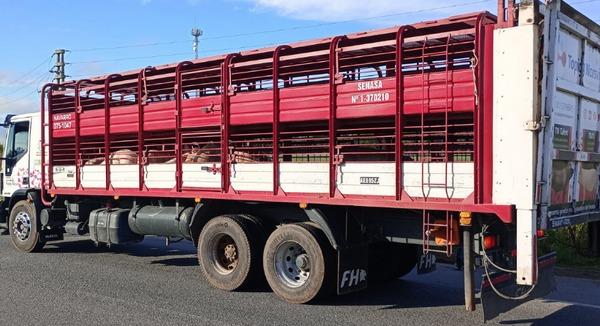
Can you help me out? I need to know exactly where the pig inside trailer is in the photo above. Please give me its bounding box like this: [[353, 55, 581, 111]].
[[1, 0, 599, 321]]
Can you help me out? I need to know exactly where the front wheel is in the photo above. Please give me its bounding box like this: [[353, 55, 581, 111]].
[[9, 200, 45, 252]]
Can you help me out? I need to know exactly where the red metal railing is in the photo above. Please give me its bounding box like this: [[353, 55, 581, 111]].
[[40, 12, 512, 223]]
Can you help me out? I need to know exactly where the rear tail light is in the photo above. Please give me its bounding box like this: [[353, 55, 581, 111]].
[[536, 230, 546, 239], [483, 235, 498, 250]]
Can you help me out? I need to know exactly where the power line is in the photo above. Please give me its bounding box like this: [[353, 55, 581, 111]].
[[0, 69, 53, 96], [70, 51, 191, 65], [69, 0, 494, 54], [0, 55, 53, 95], [65, 0, 600, 71], [71, 39, 190, 53], [200, 0, 494, 41], [0, 73, 52, 106]]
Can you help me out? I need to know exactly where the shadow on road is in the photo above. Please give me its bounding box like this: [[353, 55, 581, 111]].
[[316, 277, 469, 309], [499, 305, 600, 325], [42, 237, 196, 258], [150, 257, 198, 267]]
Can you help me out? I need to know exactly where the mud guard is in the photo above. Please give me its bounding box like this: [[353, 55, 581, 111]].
[[481, 253, 557, 322]]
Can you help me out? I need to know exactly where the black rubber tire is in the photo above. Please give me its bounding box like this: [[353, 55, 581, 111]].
[[197, 215, 263, 291], [9, 200, 45, 253], [368, 242, 419, 282], [263, 223, 333, 304]]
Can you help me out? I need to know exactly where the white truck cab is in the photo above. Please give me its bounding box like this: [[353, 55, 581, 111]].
[[0, 113, 42, 232]]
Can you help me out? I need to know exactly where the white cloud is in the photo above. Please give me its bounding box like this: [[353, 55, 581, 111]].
[[247, 0, 479, 22]]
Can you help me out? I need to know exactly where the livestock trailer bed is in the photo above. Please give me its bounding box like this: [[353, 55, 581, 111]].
[[44, 12, 504, 218], [1, 0, 598, 321]]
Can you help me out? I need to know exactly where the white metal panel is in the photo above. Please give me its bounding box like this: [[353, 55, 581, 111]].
[[337, 163, 395, 197], [280, 163, 328, 194], [182, 163, 221, 189], [81, 165, 105, 188], [230, 163, 273, 192], [403, 162, 473, 199], [52, 165, 76, 188], [145, 164, 175, 189], [111, 165, 138, 189], [493, 23, 540, 286]]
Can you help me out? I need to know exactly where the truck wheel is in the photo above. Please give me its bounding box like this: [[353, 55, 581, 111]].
[[9, 200, 45, 252], [263, 223, 333, 304], [369, 242, 418, 281], [197, 215, 263, 291]]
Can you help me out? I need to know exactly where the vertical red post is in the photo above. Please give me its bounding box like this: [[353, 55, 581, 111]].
[[137, 68, 152, 191], [175, 62, 192, 193], [395, 26, 412, 201], [474, 14, 488, 204], [443, 35, 452, 201], [482, 24, 495, 204], [40, 83, 55, 206], [328, 36, 345, 198], [272, 45, 289, 196], [221, 54, 238, 193], [74, 80, 89, 190], [420, 39, 428, 201], [103, 74, 120, 191]]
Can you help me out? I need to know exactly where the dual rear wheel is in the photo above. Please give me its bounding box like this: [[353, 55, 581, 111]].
[[197, 217, 331, 303], [198, 215, 418, 303]]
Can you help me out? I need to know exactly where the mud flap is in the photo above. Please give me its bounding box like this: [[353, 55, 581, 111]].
[[337, 245, 368, 295], [481, 253, 557, 322]]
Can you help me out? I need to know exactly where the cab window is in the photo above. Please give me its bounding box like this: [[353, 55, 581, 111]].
[[4, 121, 29, 176]]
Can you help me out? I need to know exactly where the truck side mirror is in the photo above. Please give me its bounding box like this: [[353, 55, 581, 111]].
[[1, 114, 15, 128]]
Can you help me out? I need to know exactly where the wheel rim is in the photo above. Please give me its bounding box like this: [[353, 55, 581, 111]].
[[274, 240, 310, 288], [209, 233, 239, 275], [13, 211, 32, 242]]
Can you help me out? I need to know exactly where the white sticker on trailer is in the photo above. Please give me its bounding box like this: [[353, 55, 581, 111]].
[[583, 42, 600, 91], [556, 29, 583, 84]]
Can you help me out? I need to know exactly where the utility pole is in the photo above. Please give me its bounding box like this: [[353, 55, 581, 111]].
[[50, 49, 67, 84], [191, 28, 203, 59]]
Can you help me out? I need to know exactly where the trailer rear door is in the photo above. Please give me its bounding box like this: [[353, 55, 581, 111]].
[[539, 0, 600, 229]]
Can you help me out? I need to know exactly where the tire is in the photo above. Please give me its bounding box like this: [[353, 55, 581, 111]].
[[263, 223, 333, 304], [368, 242, 418, 282], [197, 215, 263, 291], [9, 200, 45, 252]]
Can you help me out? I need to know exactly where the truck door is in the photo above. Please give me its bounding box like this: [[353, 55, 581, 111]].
[[538, 0, 600, 229], [2, 119, 31, 196]]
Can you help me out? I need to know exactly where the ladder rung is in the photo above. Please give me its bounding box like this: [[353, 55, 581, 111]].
[[425, 223, 449, 228]]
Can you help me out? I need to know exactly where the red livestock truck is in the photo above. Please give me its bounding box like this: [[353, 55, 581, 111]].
[[2, 0, 599, 320]]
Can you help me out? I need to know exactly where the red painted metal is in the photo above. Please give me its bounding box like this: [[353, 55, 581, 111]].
[[221, 54, 239, 193], [272, 45, 290, 195], [482, 24, 495, 204], [175, 62, 192, 192], [329, 36, 345, 198], [40, 12, 513, 224], [40, 83, 55, 207], [395, 26, 413, 201], [497, 0, 517, 28], [103, 74, 121, 191], [46, 186, 514, 223], [137, 69, 146, 191], [474, 13, 489, 204], [74, 79, 89, 190]]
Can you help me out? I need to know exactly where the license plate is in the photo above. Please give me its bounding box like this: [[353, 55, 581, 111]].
[[417, 252, 437, 274]]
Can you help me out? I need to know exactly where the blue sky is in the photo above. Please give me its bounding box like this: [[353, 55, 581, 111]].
[[1, 0, 599, 121]]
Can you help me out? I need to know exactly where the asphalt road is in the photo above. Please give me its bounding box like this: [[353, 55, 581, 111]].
[[0, 235, 599, 326]]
